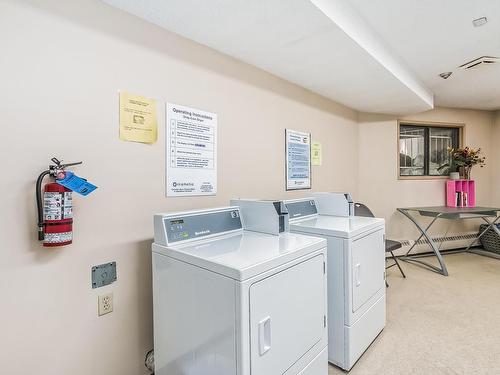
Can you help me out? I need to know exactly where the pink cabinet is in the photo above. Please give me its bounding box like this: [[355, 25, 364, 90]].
[[446, 180, 476, 207]]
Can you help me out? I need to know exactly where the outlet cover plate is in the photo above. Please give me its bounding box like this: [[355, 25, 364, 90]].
[[91, 262, 117, 289], [98, 293, 113, 316]]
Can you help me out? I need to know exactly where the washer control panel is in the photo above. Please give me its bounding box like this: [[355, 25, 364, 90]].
[[164, 208, 242, 243]]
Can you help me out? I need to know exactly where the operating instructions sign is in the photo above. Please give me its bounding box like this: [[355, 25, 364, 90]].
[[286, 129, 311, 190], [166, 103, 217, 196]]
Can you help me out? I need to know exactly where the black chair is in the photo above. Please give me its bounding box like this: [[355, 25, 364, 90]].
[[354, 203, 406, 286]]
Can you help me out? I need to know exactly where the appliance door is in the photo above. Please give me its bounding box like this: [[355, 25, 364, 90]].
[[351, 229, 385, 312], [249, 254, 325, 375]]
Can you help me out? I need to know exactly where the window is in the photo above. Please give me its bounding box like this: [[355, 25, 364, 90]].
[[399, 123, 461, 177]]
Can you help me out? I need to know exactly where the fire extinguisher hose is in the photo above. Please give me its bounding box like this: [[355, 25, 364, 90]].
[[36, 170, 50, 241]]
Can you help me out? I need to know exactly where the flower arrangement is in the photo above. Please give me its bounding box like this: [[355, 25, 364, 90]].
[[438, 147, 486, 179]]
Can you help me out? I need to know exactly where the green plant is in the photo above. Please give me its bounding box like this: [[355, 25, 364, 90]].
[[438, 147, 486, 175]]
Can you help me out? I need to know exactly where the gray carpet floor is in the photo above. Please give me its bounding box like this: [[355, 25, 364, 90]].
[[329, 252, 500, 375]]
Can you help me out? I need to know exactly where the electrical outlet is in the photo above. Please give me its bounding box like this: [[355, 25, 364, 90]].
[[98, 293, 113, 316]]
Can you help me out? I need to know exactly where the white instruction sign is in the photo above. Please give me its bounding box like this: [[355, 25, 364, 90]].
[[286, 129, 311, 190], [166, 103, 217, 196]]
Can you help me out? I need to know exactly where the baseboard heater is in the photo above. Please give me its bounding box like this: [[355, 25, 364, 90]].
[[391, 232, 480, 256]]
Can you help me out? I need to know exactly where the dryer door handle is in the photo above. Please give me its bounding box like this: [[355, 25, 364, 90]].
[[258, 316, 272, 356], [354, 263, 361, 287]]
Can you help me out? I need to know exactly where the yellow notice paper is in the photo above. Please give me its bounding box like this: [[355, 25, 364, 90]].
[[119, 92, 158, 143], [311, 141, 322, 166]]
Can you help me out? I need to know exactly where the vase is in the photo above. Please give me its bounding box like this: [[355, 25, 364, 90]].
[[460, 166, 472, 180]]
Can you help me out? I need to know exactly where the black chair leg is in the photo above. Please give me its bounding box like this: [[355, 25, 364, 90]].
[[390, 251, 406, 278]]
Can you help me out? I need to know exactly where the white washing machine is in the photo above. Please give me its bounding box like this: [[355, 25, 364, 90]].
[[152, 206, 328, 375], [284, 197, 386, 371]]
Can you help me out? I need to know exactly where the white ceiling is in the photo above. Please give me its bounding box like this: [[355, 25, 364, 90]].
[[102, 0, 500, 113], [349, 0, 500, 110]]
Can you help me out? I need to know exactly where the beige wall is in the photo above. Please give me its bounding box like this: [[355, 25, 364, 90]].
[[358, 108, 495, 240], [493, 111, 500, 205], [0, 1, 358, 374], [1, 1, 500, 374]]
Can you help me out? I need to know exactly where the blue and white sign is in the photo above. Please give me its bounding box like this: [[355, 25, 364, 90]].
[[166, 103, 217, 196], [285, 129, 311, 190]]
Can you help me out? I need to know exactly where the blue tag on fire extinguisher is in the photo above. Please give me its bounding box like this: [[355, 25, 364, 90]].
[[56, 171, 97, 196]]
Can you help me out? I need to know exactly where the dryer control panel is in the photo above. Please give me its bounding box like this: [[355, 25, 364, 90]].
[[285, 198, 318, 221], [154, 207, 242, 246]]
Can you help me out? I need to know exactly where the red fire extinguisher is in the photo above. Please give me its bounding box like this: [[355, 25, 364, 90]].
[[36, 158, 82, 247]]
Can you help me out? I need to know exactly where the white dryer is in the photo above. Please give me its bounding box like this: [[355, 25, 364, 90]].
[[152, 206, 328, 375], [284, 197, 386, 370]]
